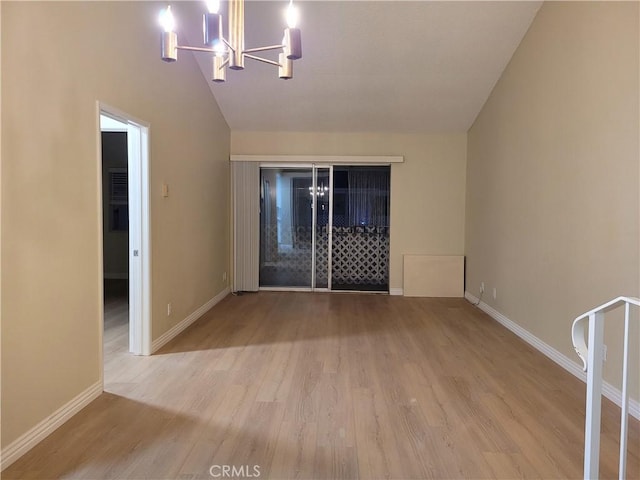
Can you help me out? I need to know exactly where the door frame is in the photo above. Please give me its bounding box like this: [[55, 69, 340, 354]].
[[233, 155, 402, 294], [98, 102, 151, 359]]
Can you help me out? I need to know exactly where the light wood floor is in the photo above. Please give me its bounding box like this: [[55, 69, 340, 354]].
[[103, 279, 129, 361], [4, 292, 639, 479]]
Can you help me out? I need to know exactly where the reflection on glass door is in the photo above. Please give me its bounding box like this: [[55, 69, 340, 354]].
[[314, 168, 330, 288], [259, 168, 313, 288]]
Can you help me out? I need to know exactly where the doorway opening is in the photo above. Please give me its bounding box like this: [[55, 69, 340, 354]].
[[258, 165, 390, 292], [99, 105, 151, 365], [101, 118, 129, 360]]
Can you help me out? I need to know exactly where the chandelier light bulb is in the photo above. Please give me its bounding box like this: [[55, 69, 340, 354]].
[[159, 5, 175, 33], [206, 0, 220, 14], [285, 0, 298, 29], [213, 41, 226, 56]]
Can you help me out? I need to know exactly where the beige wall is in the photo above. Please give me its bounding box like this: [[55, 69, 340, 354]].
[[232, 132, 467, 290], [1, 1, 230, 447], [0, 4, 3, 449], [466, 2, 639, 399]]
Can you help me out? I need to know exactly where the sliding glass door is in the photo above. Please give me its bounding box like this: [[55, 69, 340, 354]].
[[259, 167, 314, 288], [259, 165, 389, 291]]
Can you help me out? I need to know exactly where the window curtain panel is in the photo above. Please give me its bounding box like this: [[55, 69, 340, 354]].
[[347, 168, 390, 227]]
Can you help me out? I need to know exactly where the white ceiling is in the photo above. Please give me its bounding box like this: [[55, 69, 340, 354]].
[[181, 1, 542, 133]]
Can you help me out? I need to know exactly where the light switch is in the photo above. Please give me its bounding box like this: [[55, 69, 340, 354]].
[[162, 183, 169, 198]]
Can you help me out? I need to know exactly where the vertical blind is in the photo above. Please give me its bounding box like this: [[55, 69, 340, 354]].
[[232, 161, 260, 292]]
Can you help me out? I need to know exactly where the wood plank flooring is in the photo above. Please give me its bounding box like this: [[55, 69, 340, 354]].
[[4, 292, 639, 479], [103, 279, 129, 361]]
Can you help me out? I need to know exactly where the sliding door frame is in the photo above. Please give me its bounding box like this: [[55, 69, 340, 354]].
[[327, 166, 334, 291], [311, 166, 318, 290], [312, 165, 333, 291], [233, 155, 403, 294]]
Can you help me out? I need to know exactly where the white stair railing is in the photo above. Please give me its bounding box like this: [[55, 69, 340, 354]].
[[572, 296, 639, 480]]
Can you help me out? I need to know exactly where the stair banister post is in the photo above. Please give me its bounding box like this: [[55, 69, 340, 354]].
[[584, 310, 604, 480], [618, 302, 631, 480]]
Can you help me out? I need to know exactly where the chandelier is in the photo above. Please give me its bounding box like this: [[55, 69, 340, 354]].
[[309, 184, 329, 197], [159, 0, 302, 82]]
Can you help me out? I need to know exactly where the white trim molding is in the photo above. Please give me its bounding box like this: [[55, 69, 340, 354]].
[[152, 288, 230, 353], [1, 381, 103, 471], [389, 288, 404, 296], [230, 155, 404, 164], [464, 291, 640, 420]]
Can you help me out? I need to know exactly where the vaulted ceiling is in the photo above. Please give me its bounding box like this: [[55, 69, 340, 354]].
[[179, 1, 542, 132]]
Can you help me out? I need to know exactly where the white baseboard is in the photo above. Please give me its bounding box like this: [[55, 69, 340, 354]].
[[464, 291, 640, 420], [152, 287, 230, 353], [104, 273, 128, 280], [1, 381, 102, 471], [389, 288, 404, 296]]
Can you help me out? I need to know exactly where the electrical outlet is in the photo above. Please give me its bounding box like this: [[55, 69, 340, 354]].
[[223, 272, 227, 282], [480, 282, 485, 294], [492, 288, 497, 300], [603, 344, 607, 362], [167, 303, 172, 316]]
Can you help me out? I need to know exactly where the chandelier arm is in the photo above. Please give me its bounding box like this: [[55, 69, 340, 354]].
[[219, 57, 230, 69], [222, 37, 234, 52], [176, 45, 218, 54], [244, 54, 281, 67], [243, 44, 286, 54]]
